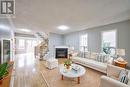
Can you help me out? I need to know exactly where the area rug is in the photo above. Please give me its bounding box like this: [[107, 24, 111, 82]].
[[40, 60, 104, 87]]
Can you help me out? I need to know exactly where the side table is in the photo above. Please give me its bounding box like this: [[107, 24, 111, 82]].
[[114, 60, 128, 68]]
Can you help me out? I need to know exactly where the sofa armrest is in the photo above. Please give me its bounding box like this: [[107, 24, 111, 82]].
[[100, 76, 128, 87], [107, 64, 125, 77]]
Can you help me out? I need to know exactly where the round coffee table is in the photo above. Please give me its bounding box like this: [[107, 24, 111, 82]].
[[59, 64, 86, 84]]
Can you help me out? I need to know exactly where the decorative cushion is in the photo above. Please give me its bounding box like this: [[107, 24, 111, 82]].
[[77, 52, 83, 57], [119, 70, 128, 84], [124, 70, 130, 85], [90, 52, 98, 60], [119, 74, 128, 84], [84, 51, 90, 58], [119, 70, 128, 78], [96, 54, 101, 62], [97, 54, 108, 63]]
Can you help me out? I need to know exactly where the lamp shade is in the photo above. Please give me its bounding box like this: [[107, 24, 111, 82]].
[[116, 49, 125, 56]]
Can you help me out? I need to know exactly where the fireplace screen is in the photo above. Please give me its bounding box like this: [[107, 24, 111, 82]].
[[55, 48, 68, 58]]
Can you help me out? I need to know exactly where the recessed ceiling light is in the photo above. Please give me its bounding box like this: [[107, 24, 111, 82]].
[[57, 25, 69, 30], [19, 28, 31, 32]]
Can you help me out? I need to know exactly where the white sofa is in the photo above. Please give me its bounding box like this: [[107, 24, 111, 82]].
[[72, 52, 113, 73], [100, 64, 129, 87], [100, 76, 128, 87], [72, 57, 107, 73]]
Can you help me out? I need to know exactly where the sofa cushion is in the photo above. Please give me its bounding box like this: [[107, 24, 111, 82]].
[[72, 57, 87, 63], [84, 58, 107, 71], [72, 57, 107, 72]]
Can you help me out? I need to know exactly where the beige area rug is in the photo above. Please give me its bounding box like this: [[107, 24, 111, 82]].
[[40, 59, 105, 87]]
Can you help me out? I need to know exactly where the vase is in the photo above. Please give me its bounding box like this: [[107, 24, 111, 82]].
[[66, 65, 70, 69], [0, 79, 2, 86]]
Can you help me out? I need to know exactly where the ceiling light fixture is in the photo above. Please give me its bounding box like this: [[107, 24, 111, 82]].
[[19, 28, 31, 32], [57, 25, 69, 30]]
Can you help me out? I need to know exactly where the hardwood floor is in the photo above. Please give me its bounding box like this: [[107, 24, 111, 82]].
[[13, 54, 103, 87], [40, 59, 104, 87], [14, 53, 48, 87]]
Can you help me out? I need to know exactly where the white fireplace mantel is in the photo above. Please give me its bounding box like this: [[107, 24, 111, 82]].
[[55, 46, 69, 48]]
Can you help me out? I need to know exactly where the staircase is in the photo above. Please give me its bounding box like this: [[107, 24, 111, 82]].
[[34, 32, 49, 60]]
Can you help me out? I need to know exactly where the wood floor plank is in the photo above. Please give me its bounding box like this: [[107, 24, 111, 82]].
[[14, 53, 48, 87]]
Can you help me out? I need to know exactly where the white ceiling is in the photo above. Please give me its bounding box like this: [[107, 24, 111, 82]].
[[12, 0, 130, 34]]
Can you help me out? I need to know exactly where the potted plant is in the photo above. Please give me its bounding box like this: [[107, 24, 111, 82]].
[[0, 62, 9, 85], [64, 60, 72, 69]]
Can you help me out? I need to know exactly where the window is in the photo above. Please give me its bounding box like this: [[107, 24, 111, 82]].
[[102, 30, 116, 55], [80, 34, 88, 52], [18, 39, 25, 49]]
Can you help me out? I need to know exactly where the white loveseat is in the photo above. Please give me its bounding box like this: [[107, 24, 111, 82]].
[[72, 52, 112, 73], [100, 64, 129, 87]]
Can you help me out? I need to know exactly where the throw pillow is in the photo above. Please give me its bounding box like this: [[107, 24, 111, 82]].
[[103, 54, 109, 63], [127, 70, 130, 85], [119, 70, 128, 79], [84, 51, 90, 58], [119, 74, 128, 84], [119, 70, 128, 84], [96, 54, 101, 62], [77, 52, 83, 57], [97, 54, 108, 63], [90, 52, 98, 60]]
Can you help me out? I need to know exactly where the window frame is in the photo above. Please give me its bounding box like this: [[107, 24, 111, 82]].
[[18, 39, 25, 49], [101, 29, 117, 53], [79, 33, 88, 52]]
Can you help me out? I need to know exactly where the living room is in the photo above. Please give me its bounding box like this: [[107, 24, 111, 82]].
[[0, 0, 130, 87]]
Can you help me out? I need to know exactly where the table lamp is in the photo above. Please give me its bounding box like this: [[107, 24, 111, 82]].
[[116, 49, 125, 62]]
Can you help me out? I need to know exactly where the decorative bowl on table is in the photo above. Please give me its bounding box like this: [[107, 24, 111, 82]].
[[72, 65, 80, 71]]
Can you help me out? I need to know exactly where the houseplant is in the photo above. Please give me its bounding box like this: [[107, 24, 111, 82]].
[[64, 59, 72, 69], [0, 62, 9, 85]]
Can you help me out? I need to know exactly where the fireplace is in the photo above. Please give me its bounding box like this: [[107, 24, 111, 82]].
[[55, 48, 68, 58]]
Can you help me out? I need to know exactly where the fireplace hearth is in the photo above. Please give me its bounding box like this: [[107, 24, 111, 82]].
[[55, 48, 68, 58]]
